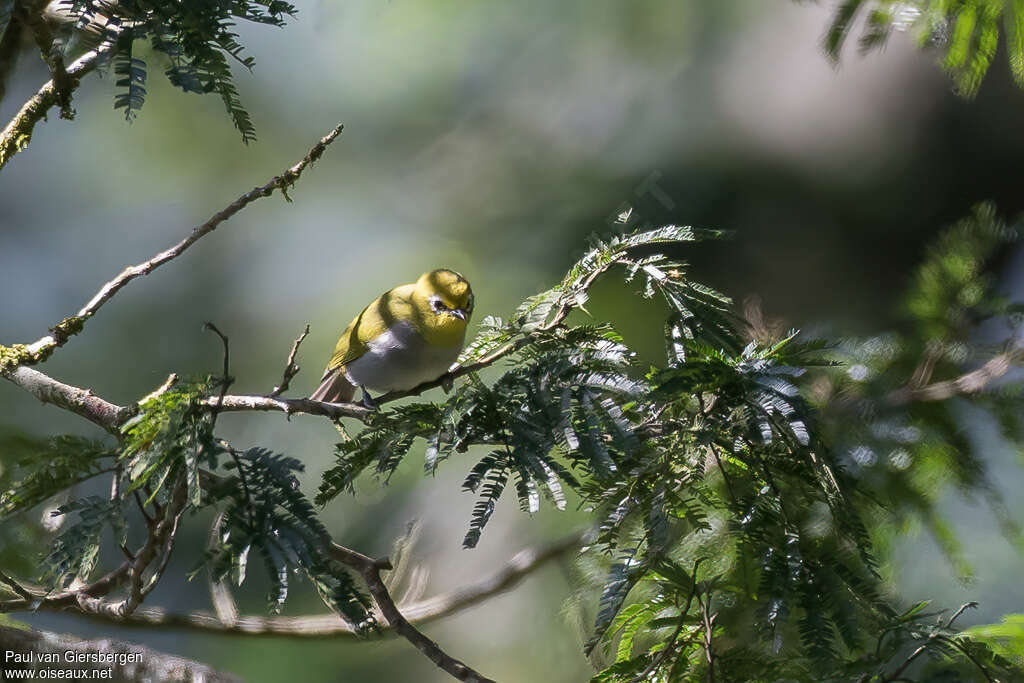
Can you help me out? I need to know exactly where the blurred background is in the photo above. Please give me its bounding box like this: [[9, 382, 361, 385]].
[[2, 0, 1024, 680]]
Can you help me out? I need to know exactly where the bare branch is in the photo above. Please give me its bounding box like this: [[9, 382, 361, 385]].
[[6, 122, 345, 368], [18, 1, 74, 116], [1, 530, 582, 671], [0, 624, 239, 683], [2, 363, 373, 431], [271, 324, 311, 397], [395, 530, 583, 624], [206, 394, 374, 420], [1, 365, 134, 433], [881, 602, 980, 682], [77, 476, 190, 619], [328, 542, 496, 683], [945, 601, 979, 628], [139, 373, 178, 405], [887, 350, 1022, 405], [203, 321, 234, 428]]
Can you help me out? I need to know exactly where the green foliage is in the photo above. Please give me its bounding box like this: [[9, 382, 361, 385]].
[[4, 215, 1024, 680], [120, 378, 216, 505], [319, 226, 729, 550], [54, 0, 297, 141], [0, 434, 114, 517], [967, 613, 1024, 669], [205, 447, 371, 625], [113, 46, 146, 121], [0, 433, 51, 578], [314, 219, 1024, 681], [812, 203, 1024, 578], [0, 375, 370, 627], [905, 203, 1018, 340], [42, 496, 125, 589], [0, 433, 117, 587], [116, 379, 372, 625], [815, 0, 1024, 95]]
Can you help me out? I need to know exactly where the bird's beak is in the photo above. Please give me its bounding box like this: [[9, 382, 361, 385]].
[[450, 308, 467, 321]]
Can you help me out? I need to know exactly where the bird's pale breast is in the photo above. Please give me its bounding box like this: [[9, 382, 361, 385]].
[[343, 320, 463, 393]]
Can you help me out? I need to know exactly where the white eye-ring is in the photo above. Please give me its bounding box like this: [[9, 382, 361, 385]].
[[430, 296, 447, 313]]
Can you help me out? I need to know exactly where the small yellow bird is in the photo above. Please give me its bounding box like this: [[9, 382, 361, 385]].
[[310, 269, 474, 405]]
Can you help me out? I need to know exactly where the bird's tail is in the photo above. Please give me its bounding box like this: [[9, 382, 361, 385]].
[[309, 367, 356, 403]]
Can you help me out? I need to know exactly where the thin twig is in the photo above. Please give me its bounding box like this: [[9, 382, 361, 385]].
[[141, 501, 187, 600], [887, 350, 1022, 405], [203, 322, 233, 427], [207, 512, 240, 627], [631, 557, 704, 683], [881, 602, 979, 682], [697, 588, 716, 683], [67, 476, 191, 620], [140, 373, 178, 404], [907, 344, 943, 390], [329, 542, 497, 682], [119, 476, 190, 617], [18, 2, 74, 117], [270, 324, 310, 397], [946, 601, 978, 628]]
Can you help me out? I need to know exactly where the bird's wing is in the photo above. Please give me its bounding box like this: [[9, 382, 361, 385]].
[[325, 283, 416, 372]]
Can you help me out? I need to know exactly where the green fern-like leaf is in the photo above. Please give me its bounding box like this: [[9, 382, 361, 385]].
[[0, 435, 115, 517], [113, 42, 146, 120]]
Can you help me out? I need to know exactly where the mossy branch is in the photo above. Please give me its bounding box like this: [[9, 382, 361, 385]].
[[0, 46, 105, 173]]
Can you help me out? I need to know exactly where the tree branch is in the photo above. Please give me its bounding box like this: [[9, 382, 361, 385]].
[[203, 394, 374, 420], [1, 532, 582, 643], [881, 602, 979, 682], [886, 349, 1022, 405], [270, 324, 310, 397], [0, 45, 106, 172], [2, 235, 623, 435], [328, 542, 497, 683], [0, 624, 239, 683], [74, 476, 190, 619], [2, 365, 134, 433], [2, 122, 345, 371], [18, 0, 74, 117]]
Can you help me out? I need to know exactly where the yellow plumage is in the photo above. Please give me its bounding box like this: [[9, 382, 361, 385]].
[[310, 270, 474, 404]]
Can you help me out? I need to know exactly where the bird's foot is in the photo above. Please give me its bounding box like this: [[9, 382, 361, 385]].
[[360, 387, 379, 411]]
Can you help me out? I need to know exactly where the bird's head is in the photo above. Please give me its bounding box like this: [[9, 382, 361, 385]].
[[412, 269, 474, 341]]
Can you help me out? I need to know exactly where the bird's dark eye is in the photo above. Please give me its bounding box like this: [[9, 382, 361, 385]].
[[430, 297, 447, 313]]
